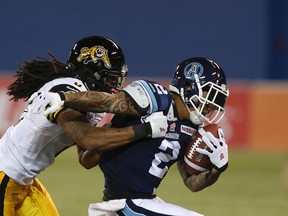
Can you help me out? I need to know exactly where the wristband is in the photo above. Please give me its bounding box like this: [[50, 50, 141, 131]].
[[132, 122, 152, 140]]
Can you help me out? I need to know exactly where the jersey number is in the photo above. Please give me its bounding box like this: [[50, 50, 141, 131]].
[[154, 83, 168, 95], [148, 139, 180, 178]]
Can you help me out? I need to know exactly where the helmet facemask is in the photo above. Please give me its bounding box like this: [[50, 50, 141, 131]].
[[99, 64, 128, 93], [189, 81, 229, 124]]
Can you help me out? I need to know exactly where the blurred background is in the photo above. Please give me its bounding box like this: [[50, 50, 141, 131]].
[[0, 0, 287, 215]]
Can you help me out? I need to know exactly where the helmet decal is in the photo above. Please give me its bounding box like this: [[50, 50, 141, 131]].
[[77, 46, 111, 69], [184, 62, 203, 80], [68, 36, 127, 92]]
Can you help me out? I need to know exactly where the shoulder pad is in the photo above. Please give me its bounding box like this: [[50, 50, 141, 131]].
[[123, 82, 149, 109]]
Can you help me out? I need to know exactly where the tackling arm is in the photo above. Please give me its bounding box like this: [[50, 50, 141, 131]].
[[63, 91, 142, 116], [29, 80, 153, 117], [58, 109, 146, 151], [57, 108, 167, 151]]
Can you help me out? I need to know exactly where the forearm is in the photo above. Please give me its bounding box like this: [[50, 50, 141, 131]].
[[177, 161, 221, 192], [80, 125, 148, 151], [58, 109, 152, 151], [64, 91, 141, 116]]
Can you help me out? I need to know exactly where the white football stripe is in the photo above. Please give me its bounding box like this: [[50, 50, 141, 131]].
[[198, 127, 206, 136], [184, 156, 206, 172]]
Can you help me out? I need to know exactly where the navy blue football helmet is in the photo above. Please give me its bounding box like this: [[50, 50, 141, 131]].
[[169, 57, 229, 124], [67, 36, 128, 92]]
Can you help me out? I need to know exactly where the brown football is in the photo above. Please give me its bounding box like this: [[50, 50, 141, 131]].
[[184, 124, 220, 175]]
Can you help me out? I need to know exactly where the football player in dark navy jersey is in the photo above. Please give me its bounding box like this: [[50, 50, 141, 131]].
[[32, 57, 230, 216], [99, 79, 198, 202]]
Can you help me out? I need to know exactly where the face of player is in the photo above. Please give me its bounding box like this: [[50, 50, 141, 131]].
[[188, 92, 215, 112], [187, 91, 224, 125], [104, 75, 126, 93]]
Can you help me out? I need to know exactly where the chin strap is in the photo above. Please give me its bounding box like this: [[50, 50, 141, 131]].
[[168, 84, 180, 95], [188, 110, 204, 125], [169, 85, 203, 125]]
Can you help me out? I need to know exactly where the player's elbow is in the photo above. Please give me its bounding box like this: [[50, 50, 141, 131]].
[[189, 186, 203, 193], [77, 138, 102, 151], [78, 150, 101, 169], [79, 159, 96, 169]]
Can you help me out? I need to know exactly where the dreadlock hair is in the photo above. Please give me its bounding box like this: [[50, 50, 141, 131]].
[[7, 52, 73, 102]]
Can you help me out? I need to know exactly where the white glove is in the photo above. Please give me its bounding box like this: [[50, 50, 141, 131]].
[[28, 92, 49, 114], [144, 111, 168, 138], [28, 91, 65, 115], [196, 128, 228, 172]]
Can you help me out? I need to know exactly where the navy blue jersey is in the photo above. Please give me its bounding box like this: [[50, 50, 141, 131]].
[[99, 80, 199, 200]]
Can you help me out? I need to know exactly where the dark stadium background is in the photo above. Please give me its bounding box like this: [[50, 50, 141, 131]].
[[0, 1, 287, 80]]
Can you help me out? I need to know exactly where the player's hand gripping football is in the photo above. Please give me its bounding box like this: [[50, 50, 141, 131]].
[[144, 112, 168, 138], [196, 128, 228, 172], [29, 92, 65, 115]]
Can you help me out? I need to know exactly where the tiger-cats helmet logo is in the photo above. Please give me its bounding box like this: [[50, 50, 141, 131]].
[[77, 46, 111, 69]]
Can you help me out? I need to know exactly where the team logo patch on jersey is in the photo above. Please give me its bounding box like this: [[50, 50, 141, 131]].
[[77, 46, 111, 69], [180, 125, 196, 136], [169, 123, 176, 132]]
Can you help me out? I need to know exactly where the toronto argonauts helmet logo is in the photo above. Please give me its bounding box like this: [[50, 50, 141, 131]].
[[77, 46, 111, 69], [184, 62, 204, 80]]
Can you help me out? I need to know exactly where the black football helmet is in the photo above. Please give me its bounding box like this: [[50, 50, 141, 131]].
[[169, 57, 229, 125], [67, 36, 128, 92]]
